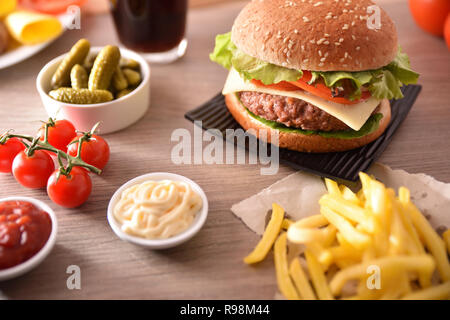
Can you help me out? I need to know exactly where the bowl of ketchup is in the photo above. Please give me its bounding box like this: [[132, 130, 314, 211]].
[[0, 197, 57, 281]]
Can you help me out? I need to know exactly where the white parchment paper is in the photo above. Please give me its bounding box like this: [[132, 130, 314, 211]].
[[231, 163, 450, 235]]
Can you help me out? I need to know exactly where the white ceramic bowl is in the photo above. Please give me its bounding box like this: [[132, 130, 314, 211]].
[[107, 173, 208, 250], [0, 197, 57, 281], [36, 46, 150, 134]]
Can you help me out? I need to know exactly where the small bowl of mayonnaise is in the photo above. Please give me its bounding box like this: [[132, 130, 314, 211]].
[[107, 172, 208, 249]]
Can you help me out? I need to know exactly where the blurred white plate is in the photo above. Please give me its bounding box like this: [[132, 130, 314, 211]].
[[0, 13, 72, 70]]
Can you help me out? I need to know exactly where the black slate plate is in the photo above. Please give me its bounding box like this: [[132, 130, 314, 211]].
[[185, 85, 421, 181]]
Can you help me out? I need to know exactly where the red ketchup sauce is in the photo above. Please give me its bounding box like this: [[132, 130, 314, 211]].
[[0, 200, 52, 270]]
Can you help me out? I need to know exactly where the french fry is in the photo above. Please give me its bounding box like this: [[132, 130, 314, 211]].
[[397, 190, 425, 255], [329, 255, 436, 296], [287, 227, 328, 244], [443, 230, 450, 255], [289, 258, 317, 300], [320, 194, 375, 233], [290, 214, 328, 228], [281, 218, 293, 230], [274, 232, 300, 300], [244, 203, 284, 264], [329, 245, 363, 262], [322, 225, 337, 247], [305, 250, 334, 300], [406, 202, 450, 281], [401, 281, 450, 300], [320, 206, 370, 250], [325, 178, 340, 196], [340, 185, 360, 205], [308, 242, 333, 270]]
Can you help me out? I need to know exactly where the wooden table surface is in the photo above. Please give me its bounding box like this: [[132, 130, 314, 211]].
[[0, 0, 449, 299]]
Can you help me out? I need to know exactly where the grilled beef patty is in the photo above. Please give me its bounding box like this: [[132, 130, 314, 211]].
[[239, 91, 351, 131]]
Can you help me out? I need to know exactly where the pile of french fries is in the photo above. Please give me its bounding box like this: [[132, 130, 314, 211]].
[[244, 172, 450, 300]]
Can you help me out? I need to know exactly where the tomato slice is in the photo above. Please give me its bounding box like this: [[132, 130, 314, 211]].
[[251, 70, 370, 105], [19, 0, 87, 15]]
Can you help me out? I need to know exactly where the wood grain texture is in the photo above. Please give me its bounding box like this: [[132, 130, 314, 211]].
[[0, 0, 449, 299]]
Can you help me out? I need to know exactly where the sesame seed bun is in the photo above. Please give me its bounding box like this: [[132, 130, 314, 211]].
[[231, 0, 398, 71], [224, 93, 391, 153]]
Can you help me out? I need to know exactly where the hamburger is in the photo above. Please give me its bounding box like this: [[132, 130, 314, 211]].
[[210, 0, 419, 153]]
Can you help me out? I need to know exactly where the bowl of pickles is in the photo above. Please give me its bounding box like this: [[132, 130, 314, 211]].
[[37, 39, 150, 134]]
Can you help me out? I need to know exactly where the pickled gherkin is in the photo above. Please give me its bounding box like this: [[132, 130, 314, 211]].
[[116, 88, 133, 99], [120, 58, 140, 70], [112, 66, 128, 91], [70, 64, 88, 89], [88, 45, 121, 90], [51, 39, 90, 89], [122, 68, 141, 86], [49, 88, 113, 104]]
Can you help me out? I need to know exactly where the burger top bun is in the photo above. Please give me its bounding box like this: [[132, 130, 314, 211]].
[[231, 0, 398, 72]]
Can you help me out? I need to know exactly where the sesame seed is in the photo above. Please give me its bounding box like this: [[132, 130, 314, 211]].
[[318, 62, 324, 66], [320, 57, 326, 62], [324, 41, 330, 45], [351, 21, 356, 26], [301, 45, 305, 50], [303, 59, 309, 63], [314, 1, 323, 7], [310, 39, 316, 44], [335, 42, 341, 46], [339, 58, 345, 62], [351, 35, 356, 40], [317, 38, 326, 44], [324, 33, 330, 37], [344, 52, 348, 58], [324, 52, 329, 57], [342, 24, 349, 30], [255, 26, 260, 31], [356, 46, 360, 50], [325, 15, 332, 20], [294, 29, 299, 34], [303, 16, 310, 22], [318, 50, 322, 56], [339, 38, 344, 43]]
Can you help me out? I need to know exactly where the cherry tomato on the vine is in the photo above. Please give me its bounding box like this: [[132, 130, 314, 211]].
[[12, 150, 55, 189], [67, 134, 110, 170], [0, 138, 25, 173], [47, 167, 92, 208], [39, 119, 76, 153]]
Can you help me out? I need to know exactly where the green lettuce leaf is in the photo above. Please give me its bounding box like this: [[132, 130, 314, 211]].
[[210, 32, 419, 100], [209, 32, 302, 84], [232, 50, 303, 84]]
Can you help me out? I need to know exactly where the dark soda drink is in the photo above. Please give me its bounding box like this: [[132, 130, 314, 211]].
[[111, 0, 187, 53]]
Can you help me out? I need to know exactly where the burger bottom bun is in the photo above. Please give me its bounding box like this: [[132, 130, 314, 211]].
[[224, 93, 391, 153]]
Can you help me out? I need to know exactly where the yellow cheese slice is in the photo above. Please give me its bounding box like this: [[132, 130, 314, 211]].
[[5, 10, 63, 45], [222, 68, 381, 131], [0, 0, 16, 17]]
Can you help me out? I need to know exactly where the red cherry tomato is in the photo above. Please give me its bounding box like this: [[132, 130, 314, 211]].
[[12, 150, 55, 189], [0, 138, 25, 173], [67, 134, 110, 170], [445, 14, 450, 50], [409, 0, 450, 36], [39, 119, 76, 153], [19, 0, 88, 15], [47, 167, 92, 208]]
